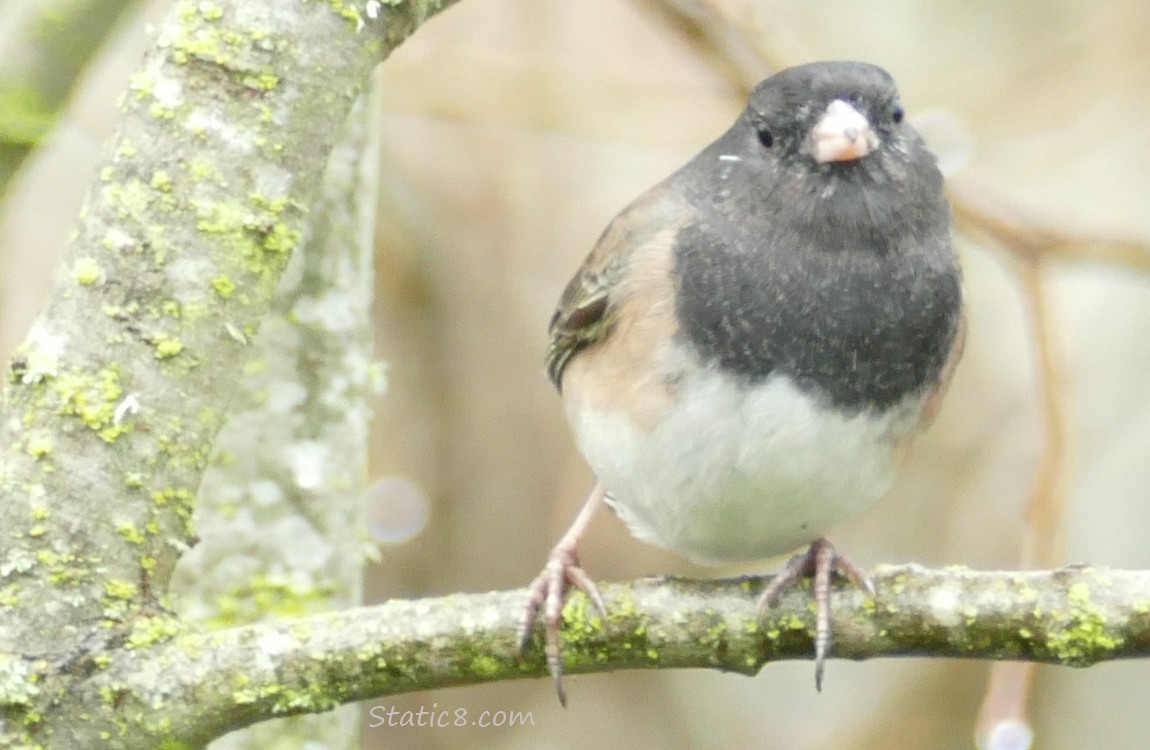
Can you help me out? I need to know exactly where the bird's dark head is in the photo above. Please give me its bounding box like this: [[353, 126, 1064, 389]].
[[676, 61, 948, 252], [742, 61, 919, 174], [674, 61, 946, 245]]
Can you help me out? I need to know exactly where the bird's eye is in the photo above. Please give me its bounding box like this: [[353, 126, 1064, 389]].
[[748, 110, 774, 149], [891, 105, 905, 124]]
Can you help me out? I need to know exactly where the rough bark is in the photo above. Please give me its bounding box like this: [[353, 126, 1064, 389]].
[[0, 1, 457, 747]]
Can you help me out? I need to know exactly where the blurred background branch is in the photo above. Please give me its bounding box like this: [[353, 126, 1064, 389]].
[[951, 183, 1150, 272], [0, 0, 139, 194], [977, 250, 1072, 750]]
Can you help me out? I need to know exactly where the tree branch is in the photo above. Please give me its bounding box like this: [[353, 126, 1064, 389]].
[[0, 0, 456, 650], [948, 179, 1150, 271], [0, 1, 459, 747], [167, 59, 386, 750], [977, 251, 1073, 747], [43, 563, 1148, 744]]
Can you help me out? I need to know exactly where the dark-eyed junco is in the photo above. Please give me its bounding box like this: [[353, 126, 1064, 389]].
[[519, 60, 964, 704]]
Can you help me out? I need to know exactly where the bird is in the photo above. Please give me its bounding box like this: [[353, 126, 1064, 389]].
[[517, 60, 965, 705]]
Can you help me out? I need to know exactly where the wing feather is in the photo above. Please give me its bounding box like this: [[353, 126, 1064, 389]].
[[545, 187, 688, 390]]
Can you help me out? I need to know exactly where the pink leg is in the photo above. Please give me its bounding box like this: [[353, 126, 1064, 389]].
[[756, 537, 874, 690], [517, 482, 608, 706]]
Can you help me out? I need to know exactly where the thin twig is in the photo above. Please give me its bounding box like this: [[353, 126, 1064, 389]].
[[976, 257, 1071, 750], [629, 0, 780, 92], [634, 0, 1150, 274], [950, 180, 1150, 272]]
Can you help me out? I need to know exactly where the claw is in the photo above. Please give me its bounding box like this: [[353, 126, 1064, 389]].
[[756, 538, 873, 690], [517, 483, 607, 706]]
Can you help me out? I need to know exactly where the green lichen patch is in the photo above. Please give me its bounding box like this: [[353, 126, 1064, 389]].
[[103, 178, 155, 222], [206, 575, 338, 628], [187, 159, 221, 183], [1045, 581, 1124, 665], [329, 0, 369, 30], [46, 366, 131, 443], [764, 612, 809, 642], [0, 583, 20, 608], [151, 487, 196, 516], [467, 654, 503, 678], [39, 550, 103, 588], [150, 170, 175, 193], [73, 257, 104, 286], [104, 579, 139, 600], [193, 193, 302, 293], [128, 71, 155, 101], [153, 334, 185, 359], [560, 592, 604, 642], [160, 300, 182, 319], [116, 521, 147, 545], [116, 140, 139, 159], [196, 1, 224, 21], [169, 0, 286, 97], [243, 72, 280, 91], [210, 274, 237, 298], [170, 26, 238, 67], [25, 434, 54, 460], [125, 614, 186, 649]]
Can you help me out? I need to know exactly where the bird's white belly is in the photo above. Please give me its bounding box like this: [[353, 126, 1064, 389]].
[[567, 367, 923, 565]]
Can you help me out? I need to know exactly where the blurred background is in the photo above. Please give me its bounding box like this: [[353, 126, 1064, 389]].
[[3, 0, 1150, 747]]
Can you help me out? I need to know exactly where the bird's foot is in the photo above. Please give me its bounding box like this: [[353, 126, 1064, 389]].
[[517, 483, 608, 706], [756, 537, 874, 690], [517, 539, 606, 706]]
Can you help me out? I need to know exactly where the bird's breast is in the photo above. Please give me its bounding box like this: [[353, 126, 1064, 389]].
[[564, 358, 926, 564], [673, 220, 961, 412]]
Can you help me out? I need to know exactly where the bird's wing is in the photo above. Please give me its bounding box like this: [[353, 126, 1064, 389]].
[[545, 186, 690, 389]]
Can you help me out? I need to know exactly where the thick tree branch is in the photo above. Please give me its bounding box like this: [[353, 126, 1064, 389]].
[[0, 1, 459, 747], [42, 563, 1150, 744], [0, 0, 455, 645], [167, 63, 385, 750]]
